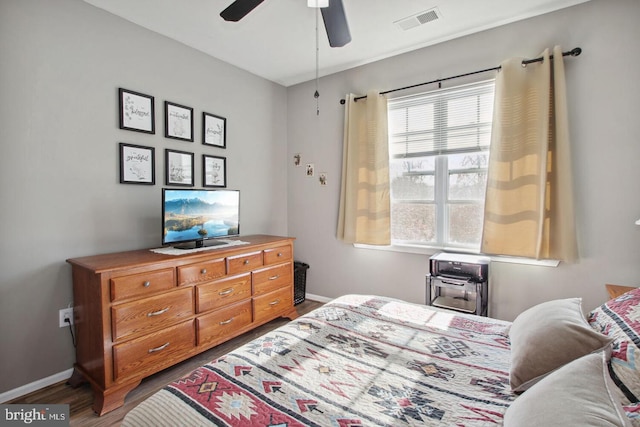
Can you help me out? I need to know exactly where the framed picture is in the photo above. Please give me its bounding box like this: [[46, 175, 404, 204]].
[[119, 143, 155, 185], [119, 88, 155, 134], [165, 149, 194, 186], [203, 155, 227, 188], [164, 101, 194, 141], [203, 112, 226, 148]]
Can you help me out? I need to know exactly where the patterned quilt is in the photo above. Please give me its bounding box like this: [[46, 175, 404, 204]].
[[122, 294, 515, 426]]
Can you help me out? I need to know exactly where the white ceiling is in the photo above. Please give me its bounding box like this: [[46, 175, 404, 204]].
[[82, 0, 590, 87]]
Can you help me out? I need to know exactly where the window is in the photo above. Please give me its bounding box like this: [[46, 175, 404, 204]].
[[388, 80, 495, 250]]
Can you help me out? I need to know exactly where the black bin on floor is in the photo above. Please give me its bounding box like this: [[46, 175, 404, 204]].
[[293, 261, 309, 305]]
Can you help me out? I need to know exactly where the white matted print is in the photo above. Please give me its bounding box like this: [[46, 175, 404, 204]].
[[119, 88, 155, 134], [203, 155, 226, 188], [165, 101, 194, 142], [203, 112, 226, 148], [165, 149, 194, 186], [119, 143, 155, 185]]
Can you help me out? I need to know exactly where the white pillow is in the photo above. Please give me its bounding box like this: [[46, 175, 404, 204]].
[[509, 298, 613, 392], [504, 351, 630, 427]]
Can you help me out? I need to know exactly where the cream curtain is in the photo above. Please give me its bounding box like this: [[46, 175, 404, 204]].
[[337, 91, 390, 245], [481, 46, 578, 262]]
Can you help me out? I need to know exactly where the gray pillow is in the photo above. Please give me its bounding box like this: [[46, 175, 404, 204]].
[[504, 351, 631, 427], [509, 297, 613, 392]]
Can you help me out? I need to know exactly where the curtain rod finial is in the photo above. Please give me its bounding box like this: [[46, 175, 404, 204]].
[[570, 47, 582, 57]]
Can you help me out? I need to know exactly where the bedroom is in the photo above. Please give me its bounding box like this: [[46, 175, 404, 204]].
[[1, 0, 639, 423]]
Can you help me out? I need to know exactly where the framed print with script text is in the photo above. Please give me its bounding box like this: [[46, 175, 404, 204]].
[[119, 143, 155, 185], [165, 149, 194, 186], [165, 101, 194, 142], [203, 155, 226, 188], [119, 88, 155, 134], [203, 112, 226, 148]]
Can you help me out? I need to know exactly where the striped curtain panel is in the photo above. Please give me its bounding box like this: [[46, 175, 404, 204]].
[[481, 46, 578, 262], [337, 91, 390, 245]]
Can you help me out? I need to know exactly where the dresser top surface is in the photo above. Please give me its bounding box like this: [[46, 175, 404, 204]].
[[66, 235, 294, 273]]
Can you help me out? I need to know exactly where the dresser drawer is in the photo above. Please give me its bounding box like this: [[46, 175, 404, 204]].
[[253, 263, 292, 296], [253, 287, 293, 324], [227, 251, 263, 275], [197, 300, 252, 347], [111, 288, 193, 341], [263, 245, 292, 266], [177, 258, 226, 286], [113, 320, 195, 381], [196, 273, 252, 314], [110, 268, 175, 302]]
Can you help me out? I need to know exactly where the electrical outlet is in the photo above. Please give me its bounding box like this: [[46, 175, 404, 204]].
[[59, 307, 74, 328]]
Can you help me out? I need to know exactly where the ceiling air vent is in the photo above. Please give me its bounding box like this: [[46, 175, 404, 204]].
[[394, 7, 441, 31]]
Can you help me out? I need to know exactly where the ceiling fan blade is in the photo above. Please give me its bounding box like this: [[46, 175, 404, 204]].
[[220, 0, 265, 22], [321, 0, 351, 47]]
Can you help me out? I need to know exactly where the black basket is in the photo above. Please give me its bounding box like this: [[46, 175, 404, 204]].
[[293, 261, 309, 305]]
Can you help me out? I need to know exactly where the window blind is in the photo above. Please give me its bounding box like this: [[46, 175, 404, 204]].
[[388, 80, 495, 158]]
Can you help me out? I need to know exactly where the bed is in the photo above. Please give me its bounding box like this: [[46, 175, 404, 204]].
[[123, 293, 640, 426]]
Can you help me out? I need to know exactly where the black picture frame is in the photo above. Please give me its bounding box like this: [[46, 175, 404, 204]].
[[165, 149, 194, 186], [164, 101, 194, 142], [203, 154, 227, 188], [119, 143, 155, 185], [202, 112, 226, 148], [119, 88, 155, 134]]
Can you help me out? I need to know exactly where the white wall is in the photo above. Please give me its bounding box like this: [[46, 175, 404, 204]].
[[0, 0, 287, 394], [287, 0, 640, 321]]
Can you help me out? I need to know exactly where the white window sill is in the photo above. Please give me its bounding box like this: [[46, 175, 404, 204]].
[[353, 243, 560, 267]]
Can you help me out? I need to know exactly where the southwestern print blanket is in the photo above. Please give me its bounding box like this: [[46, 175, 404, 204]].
[[122, 294, 515, 426]]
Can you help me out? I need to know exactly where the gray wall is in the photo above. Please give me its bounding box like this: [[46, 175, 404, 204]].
[[0, 0, 287, 394], [287, 0, 640, 321]]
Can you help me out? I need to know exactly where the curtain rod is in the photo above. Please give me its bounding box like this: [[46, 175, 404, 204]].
[[339, 47, 582, 104]]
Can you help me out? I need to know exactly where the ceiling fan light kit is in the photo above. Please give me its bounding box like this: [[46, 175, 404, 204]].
[[221, 0, 351, 48], [308, 0, 329, 7]]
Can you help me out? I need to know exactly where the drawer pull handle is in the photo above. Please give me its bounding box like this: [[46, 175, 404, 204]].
[[219, 318, 234, 325], [147, 307, 169, 317], [148, 342, 170, 353], [143, 281, 151, 288], [269, 299, 280, 306], [219, 288, 234, 296], [269, 275, 280, 281], [277, 252, 283, 257], [201, 268, 207, 274], [243, 259, 250, 265]]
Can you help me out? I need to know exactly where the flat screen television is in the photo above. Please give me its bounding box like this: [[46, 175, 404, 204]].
[[162, 188, 240, 249]]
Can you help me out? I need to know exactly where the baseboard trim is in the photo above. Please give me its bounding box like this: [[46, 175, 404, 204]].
[[0, 368, 74, 403], [305, 293, 333, 303]]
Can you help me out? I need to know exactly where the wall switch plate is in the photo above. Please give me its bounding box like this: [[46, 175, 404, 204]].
[[59, 307, 74, 328]]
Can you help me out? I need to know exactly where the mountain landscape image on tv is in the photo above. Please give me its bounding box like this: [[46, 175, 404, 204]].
[[162, 189, 239, 246]]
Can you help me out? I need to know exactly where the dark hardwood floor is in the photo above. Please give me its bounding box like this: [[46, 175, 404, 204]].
[[9, 299, 324, 427]]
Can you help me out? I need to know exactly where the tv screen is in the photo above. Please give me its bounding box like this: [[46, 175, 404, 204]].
[[162, 188, 240, 249]]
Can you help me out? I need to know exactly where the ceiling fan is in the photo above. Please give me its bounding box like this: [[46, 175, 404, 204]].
[[220, 0, 352, 47]]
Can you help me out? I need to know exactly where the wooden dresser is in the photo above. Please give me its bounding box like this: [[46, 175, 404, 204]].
[[66, 235, 297, 415]]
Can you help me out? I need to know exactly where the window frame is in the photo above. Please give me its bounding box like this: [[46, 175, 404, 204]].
[[387, 80, 495, 251]]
